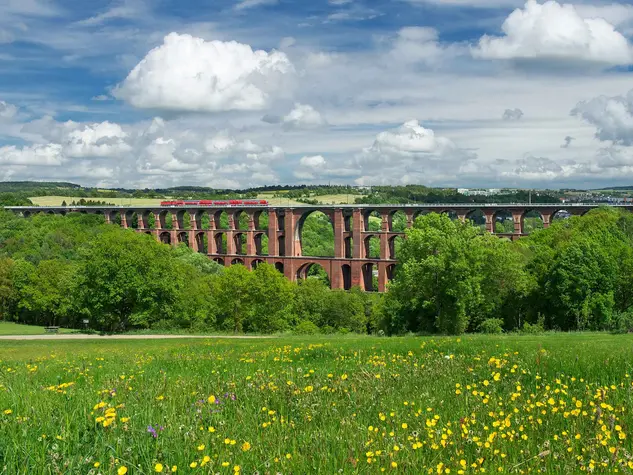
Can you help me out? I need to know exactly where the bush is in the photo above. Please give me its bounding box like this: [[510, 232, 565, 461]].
[[478, 318, 504, 334], [607, 309, 633, 334], [294, 320, 320, 335], [520, 316, 545, 334]]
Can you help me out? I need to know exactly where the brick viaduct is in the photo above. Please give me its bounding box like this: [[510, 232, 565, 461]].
[[6, 203, 624, 292]]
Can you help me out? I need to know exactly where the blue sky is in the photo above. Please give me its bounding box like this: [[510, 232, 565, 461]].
[[2, 0, 633, 189]]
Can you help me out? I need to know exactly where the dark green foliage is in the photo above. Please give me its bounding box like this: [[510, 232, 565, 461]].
[[385, 208, 633, 335], [478, 318, 504, 334]]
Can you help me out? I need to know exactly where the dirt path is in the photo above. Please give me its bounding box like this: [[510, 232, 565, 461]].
[[0, 334, 273, 340]]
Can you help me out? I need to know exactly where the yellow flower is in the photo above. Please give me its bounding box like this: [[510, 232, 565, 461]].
[[233, 466, 240, 473], [391, 461, 398, 468], [155, 463, 164, 472], [208, 395, 216, 404], [3, 409, 12, 415], [401, 423, 408, 429], [286, 453, 292, 459], [189, 462, 197, 468], [222, 462, 230, 467], [241, 441, 251, 451], [117, 467, 128, 475], [197, 444, 205, 451], [171, 466, 177, 473], [341, 374, 348, 380], [94, 462, 101, 468]]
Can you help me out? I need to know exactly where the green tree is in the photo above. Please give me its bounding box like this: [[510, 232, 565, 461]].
[[0, 258, 16, 320]]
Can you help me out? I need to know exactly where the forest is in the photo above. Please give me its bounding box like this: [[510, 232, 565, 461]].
[[1, 203, 633, 335]]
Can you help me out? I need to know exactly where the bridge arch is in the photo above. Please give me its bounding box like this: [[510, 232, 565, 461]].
[[492, 209, 514, 234], [251, 258, 265, 270], [296, 261, 331, 286], [159, 231, 171, 245], [389, 210, 407, 232], [388, 235, 404, 260], [194, 232, 206, 253], [364, 234, 381, 259], [521, 209, 544, 234], [294, 210, 334, 257], [177, 231, 188, 246]]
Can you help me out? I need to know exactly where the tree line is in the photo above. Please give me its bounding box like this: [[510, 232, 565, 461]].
[[0, 212, 378, 334], [1, 206, 632, 335]]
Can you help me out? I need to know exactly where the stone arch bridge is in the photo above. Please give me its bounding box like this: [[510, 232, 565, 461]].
[[6, 203, 622, 292]]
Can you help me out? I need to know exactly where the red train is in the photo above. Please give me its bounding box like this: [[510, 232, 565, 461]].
[[160, 199, 268, 207]]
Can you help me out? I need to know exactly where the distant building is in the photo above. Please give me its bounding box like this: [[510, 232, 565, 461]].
[[458, 188, 506, 197]]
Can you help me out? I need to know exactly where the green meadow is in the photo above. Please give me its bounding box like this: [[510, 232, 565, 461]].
[[1, 334, 633, 474]]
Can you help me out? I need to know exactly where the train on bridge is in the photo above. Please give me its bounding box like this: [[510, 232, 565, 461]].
[[160, 199, 269, 207]]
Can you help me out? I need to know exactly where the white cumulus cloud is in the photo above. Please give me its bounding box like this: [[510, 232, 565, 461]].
[[353, 120, 476, 184], [113, 33, 295, 113], [473, 0, 633, 66], [572, 89, 633, 145]]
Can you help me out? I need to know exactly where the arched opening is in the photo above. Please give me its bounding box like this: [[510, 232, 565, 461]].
[[213, 232, 225, 254], [296, 211, 334, 257], [344, 236, 353, 259], [386, 264, 396, 283], [344, 212, 353, 232], [254, 210, 268, 231], [138, 211, 154, 229], [233, 210, 249, 231], [252, 259, 265, 270], [254, 232, 268, 256], [174, 210, 189, 230], [441, 210, 458, 221], [124, 211, 139, 229], [46, 210, 55, 215], [364, 235, 380, 259], [177, 232, 189, 246], [413, 209, 433, 225], [466, 209, 486, 231], [341, 264, 352, 290], [493, 210, 514, 234], [552, 209, 571, 221], [194, 210, 210, 230], [159, 232, 171, 245], [214, 211, 229, 230], [389, 210, 407, 232], [234, 233, 246, 255], [274, 262, 284, 274], [231, 258, 244, 266], [363, 210, 382, 232], [156, 210, 170, 229], [194, 232, 206, 253], [213, 258, 225, 266], [388, 235, 404, 260], [296, 262, 330, 286], [522, 210, 544, 234], [109, 211, 122, 226], [362, 263, 378, 292], [144, 231, 152, 236]]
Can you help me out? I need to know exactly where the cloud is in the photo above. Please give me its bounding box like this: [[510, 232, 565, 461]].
[[403, 0, 522, 7], [294, 155, 327, 179], [0, 144, 64, 166], [572, 89, 633, 145], [353, 120, 476, 184], [91, 95, 111, 101], [561, 136, 573, 148], [76, 0, 148, 26], [113, 33, 295, 113], [234, 0, 278, 10], [282, 103, 326, 129], [502, 108, 523, 120], [0, 113, 286, 188], [389, 27, 446, 65], [0, 101, 18, 120], [473, 0, 633, 67]]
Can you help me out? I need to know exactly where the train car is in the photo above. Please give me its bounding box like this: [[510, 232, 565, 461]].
[[160, 199, 268, 207]]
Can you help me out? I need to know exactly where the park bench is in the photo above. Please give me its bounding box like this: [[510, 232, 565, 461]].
[[44, 326, 60, 334]]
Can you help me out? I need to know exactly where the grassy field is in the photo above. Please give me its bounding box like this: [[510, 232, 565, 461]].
[[2, 333, 633, 473], [29, 196, 165, 207], [0, 321, 75, 335]]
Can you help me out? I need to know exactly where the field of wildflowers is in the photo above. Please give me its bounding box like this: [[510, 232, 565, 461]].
[[1, 334, 633, 474]]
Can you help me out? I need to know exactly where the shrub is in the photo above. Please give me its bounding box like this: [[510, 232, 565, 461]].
[[607, 309, 633, 334], [478, 318, 504, 334], [294, 320, 320, 335], [520, 316, 545, 334]]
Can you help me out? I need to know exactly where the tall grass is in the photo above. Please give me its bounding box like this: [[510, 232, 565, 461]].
[[1, 334, 632, 473]]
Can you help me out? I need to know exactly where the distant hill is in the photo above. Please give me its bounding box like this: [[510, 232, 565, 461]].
[[0, 181, 81, 192]]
